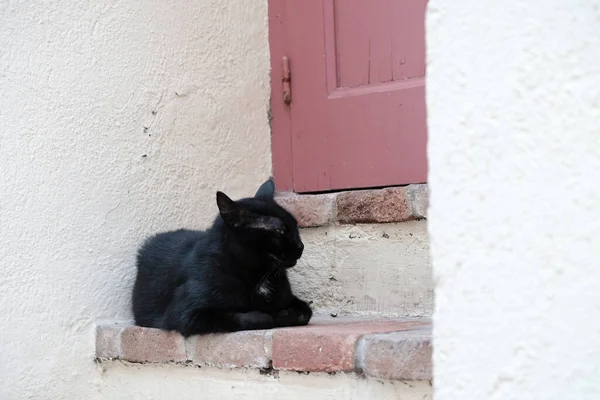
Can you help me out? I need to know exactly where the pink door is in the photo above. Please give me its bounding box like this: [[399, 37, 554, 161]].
[[269, 0, 427, 193]]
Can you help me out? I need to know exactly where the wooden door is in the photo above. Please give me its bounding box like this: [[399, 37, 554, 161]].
[[270, 0, 427, 193]]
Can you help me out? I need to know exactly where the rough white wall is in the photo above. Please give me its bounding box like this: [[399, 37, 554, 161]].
[[427, 0, 600, 399], [0, 1, 271, 398], [101, 365, 432, 400]]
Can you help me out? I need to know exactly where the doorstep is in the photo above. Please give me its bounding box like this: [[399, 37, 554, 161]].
[[275, 184, 428, 228], [96, 316, 432, 381]]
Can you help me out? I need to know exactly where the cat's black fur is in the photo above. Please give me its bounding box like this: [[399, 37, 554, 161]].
[[132, 179, 312, 337]]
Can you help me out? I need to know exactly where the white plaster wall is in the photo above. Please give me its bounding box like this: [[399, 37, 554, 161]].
[[0, 1, 271, 398], [427, 0, 600, 399], [101, 365, 432, 400]]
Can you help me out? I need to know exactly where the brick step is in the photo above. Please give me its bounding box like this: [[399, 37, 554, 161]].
[[96, 315, 432, 381], [276, 184, 428, 227]]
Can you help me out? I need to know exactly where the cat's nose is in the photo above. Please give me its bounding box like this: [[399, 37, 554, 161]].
[[297, 241, 304, 254]]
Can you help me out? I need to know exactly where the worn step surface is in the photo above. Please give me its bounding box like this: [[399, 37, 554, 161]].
[[96, 316, 432, 381], [275, 185, 433, 319]]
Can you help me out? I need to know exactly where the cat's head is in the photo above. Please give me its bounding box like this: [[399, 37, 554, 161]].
[[216, 179, 304, 268]]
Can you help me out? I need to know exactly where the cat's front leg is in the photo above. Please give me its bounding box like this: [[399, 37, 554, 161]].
[[273, 296, 312, 327], [169, 309, 275, 336], [232, 311, 275, 331]]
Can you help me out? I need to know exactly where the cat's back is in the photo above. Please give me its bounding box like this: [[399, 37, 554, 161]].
[[137, 228, 205, 268], [134, 228, 208, 294], [133, 228, 209, 327]]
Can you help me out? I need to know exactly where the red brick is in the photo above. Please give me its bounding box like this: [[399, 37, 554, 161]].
[[407, 184, 429, 219], [95, 324, 124, 360], [357, 329, 432, 381], [187, 330, 272, 369], [120, 326, 186, 363], [276, 193, 334, 228], [336, 187, 413, 224], [96, 318, 432, 381], [272, 319, 426, 373]]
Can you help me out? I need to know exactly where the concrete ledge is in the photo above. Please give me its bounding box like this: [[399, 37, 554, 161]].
[[275, 184, 428, 228], [96, 316, 432, 381]]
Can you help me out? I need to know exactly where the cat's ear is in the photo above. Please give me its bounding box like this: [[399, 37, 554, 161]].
[[254, 178, 275, 199], [216, 191, 237, 215], [217, 191, 283, 231]]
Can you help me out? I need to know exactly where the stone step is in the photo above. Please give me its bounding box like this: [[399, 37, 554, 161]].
[[96, 316, 432, 381], [275, 186, 433, 319]]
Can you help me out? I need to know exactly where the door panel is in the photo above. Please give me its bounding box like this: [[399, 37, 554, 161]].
[[269, 0, 427, 192]]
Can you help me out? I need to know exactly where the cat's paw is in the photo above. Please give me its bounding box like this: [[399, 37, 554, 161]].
[[274, 306, 312, 327], [236, 311, 275, 330]]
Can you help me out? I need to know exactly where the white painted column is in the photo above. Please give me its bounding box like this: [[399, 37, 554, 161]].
[[427, 1, 600, 398]]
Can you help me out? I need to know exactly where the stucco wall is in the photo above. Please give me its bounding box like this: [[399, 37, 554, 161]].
[[100, 365, 432, 400], [427, 0, 600, 399], [0, 1, 271, 398]]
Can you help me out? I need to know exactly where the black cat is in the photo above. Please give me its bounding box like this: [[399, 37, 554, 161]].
[[131, 179, 312, 337]]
